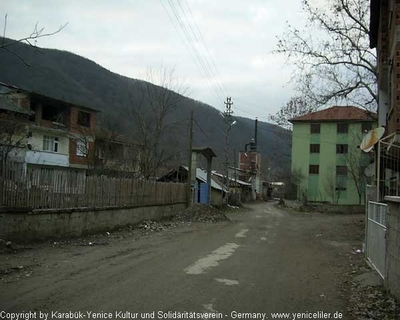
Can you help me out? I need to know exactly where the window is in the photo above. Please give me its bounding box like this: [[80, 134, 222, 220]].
[[310, 144, 320, 153], [336, 144, 348, 154], [336, 166, 348, 176], [41, 104, 65, 124], [337, 123, 348, 133], [309, 165, 319, 174], [76, 139, 88, 157], [78, 111, 91, 127], [310, 124, 320, 134], [43, 136, 59, 152], [362, 122, 373, 133]]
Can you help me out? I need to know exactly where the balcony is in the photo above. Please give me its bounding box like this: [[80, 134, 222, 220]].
[[25, 150, 69, 167]]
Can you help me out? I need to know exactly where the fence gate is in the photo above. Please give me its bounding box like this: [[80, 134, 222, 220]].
[[366, 201, 387, 279]]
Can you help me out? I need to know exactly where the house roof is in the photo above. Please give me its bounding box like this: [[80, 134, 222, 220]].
[[96, 127, 141, 147], [212, 171, 252, 187], [0, 82, 100, 113], [289, 106, 377, 123], [192, 146, 217, 159]]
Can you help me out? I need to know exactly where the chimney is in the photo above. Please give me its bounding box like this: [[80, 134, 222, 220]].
[[254, 118, 258, 150]]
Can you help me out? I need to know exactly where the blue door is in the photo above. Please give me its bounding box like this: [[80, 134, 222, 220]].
[[199, 183, 209, 204]]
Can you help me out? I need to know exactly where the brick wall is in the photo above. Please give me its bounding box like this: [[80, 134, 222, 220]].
[[387, 3, 400, 134], [69, 107, 97, 135], [385, 198, 400, 301], [68, 107, 97, 166]]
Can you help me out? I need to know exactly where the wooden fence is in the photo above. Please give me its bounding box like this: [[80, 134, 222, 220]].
[[0, 161, 186, 209]]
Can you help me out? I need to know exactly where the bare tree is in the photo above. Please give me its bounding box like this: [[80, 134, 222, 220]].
[[93, 126, 140, 175], [0, 113, 27, 163], [275, 0, 377, 110], [269, 96, 313, 130], [323, 167, 340, 204], [129, 68, 187, 179], [1, 14, 67, 66], [291, 167, 307, 202], [346, 131, 372, 204]]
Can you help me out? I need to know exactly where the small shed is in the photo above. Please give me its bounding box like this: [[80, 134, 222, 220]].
[[158, 165, 227, 206]]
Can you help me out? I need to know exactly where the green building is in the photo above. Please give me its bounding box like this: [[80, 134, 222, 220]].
[[289, 106, 377, 205]]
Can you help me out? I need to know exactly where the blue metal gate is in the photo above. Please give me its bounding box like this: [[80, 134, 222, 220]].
[[199, 183, 209, 204]]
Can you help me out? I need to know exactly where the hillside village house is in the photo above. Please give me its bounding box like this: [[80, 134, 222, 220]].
[[289, 106, 377, 205], [0, 82, 98, 173], [94, 128, 141, 175]]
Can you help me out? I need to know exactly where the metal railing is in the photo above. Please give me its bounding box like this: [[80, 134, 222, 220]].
[[376, 133, 400, 201]]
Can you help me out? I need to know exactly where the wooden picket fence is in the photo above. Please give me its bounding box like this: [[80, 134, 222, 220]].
[[0, 161, 186, 209]]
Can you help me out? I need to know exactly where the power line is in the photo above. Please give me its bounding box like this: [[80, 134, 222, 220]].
[[181, 0, 228, 99], [193, 118, 210, 140], [160, 0, 227, 109], [164, 0, 225, 106]]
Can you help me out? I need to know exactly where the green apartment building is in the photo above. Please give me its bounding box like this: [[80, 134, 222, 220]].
[[290, 106, 377, 205]]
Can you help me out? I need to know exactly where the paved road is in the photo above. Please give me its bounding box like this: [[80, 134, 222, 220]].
[[1, 202, 363, 319]]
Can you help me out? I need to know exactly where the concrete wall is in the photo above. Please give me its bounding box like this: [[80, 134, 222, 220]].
[[0, 203, 186, 242], [385, 197, 400, 301]]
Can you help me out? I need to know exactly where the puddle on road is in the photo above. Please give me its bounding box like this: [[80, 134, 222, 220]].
[[215, 278, 239, 286], [235, 229, 249, 238], [325, 240, 350, 248], [184, 243, 240, 275]]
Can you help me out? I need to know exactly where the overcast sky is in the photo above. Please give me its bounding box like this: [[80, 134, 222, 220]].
[[2, 0, 307, 122]]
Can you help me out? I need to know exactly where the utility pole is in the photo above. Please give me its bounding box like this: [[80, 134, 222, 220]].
[[233, 148, 237, 200], [223, 97, 233, 197], [187, 109, 194, 207]]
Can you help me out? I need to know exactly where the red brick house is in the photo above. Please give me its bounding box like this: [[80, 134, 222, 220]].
[[0, 82, 99, 171]]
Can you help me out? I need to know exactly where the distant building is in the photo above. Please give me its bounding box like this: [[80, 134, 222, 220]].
[[238, 139, 262, 199], [0, 82, 99, 172], [94, 128, 141, 175], [289, 106, 377, 204]]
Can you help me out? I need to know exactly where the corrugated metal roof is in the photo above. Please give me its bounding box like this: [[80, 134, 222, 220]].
[[212, 171, 252, 186], [289, 106, 377, 123], [182, 166, 227, 191]]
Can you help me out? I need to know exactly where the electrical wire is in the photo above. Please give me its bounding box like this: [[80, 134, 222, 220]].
[[162, 0, 225, 107]]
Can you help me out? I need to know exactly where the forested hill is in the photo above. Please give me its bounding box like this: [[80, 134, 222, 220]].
[[0, 38, 291, 175]]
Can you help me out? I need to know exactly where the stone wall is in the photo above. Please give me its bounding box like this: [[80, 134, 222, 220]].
[[385, 196, 400, 302], [0, 203, 186, 242]]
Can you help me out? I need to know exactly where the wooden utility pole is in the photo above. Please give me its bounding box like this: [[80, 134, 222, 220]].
[[187, 109, 194, 207], [233, 148, 237, 197]]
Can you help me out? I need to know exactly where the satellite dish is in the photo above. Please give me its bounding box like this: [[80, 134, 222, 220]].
[[359, 127, 385, 153], [364, 163, 375, 177]]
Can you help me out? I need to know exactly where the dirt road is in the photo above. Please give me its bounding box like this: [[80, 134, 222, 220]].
[[0, 202, 371, 319]]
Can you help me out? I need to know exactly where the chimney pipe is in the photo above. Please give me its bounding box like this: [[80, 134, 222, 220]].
[[254, 118, 258, 150]]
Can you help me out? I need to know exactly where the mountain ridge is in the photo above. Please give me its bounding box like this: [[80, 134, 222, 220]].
[[0, 37, 291, 176]]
